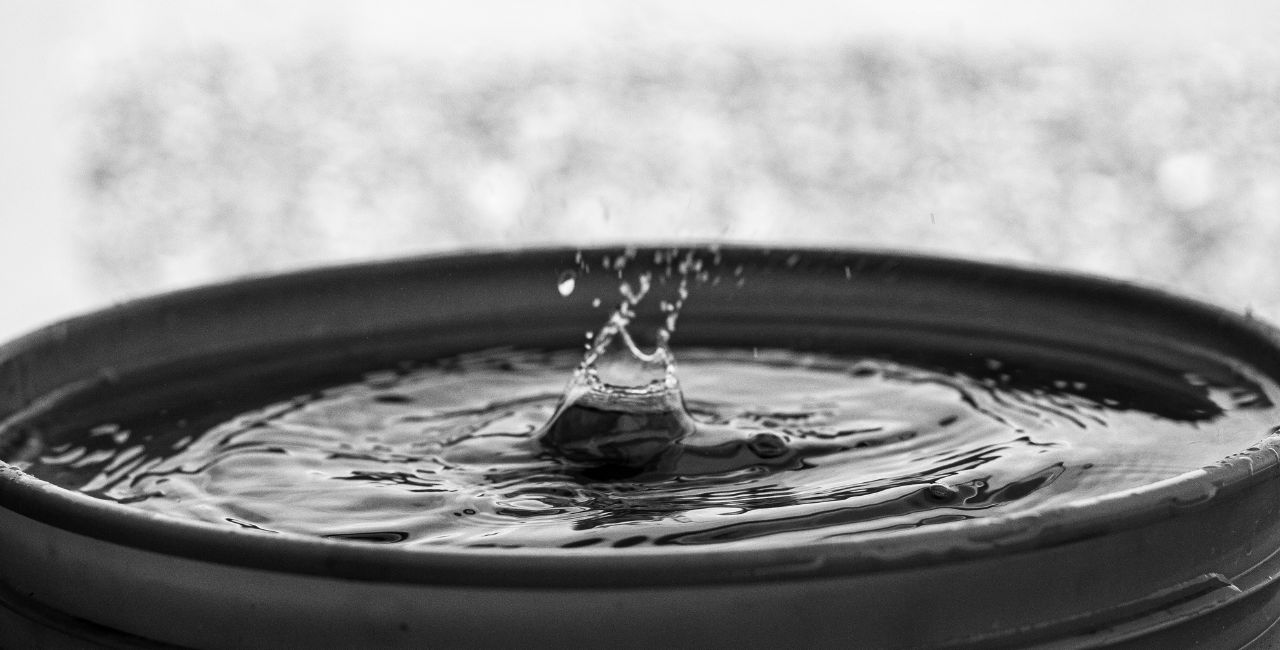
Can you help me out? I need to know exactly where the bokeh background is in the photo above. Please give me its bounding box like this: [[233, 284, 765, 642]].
[[3, 0, 1280, 342]]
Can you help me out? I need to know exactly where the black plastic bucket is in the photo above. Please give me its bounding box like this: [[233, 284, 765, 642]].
[[3, 247, 1280, 648]]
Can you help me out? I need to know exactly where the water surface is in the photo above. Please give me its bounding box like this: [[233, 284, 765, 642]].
[[19, 346, 1280, 549]]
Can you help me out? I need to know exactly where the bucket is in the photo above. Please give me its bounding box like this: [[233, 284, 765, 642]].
[[2, 246, 1280, 648]]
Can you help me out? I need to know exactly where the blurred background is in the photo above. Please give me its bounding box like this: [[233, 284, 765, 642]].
[[3, 0, 1280, 342]]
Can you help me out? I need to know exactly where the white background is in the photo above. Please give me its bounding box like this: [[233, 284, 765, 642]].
[[2, 0, 1279, 341]]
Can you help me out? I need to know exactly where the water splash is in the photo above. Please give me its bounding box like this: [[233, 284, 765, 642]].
[[537, 296, 695, 470], [539, 248, 869, 476], [538, 249, 700, 469]]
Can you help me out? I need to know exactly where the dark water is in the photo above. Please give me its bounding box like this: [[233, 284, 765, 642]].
[[13, 347, 1280, 549]]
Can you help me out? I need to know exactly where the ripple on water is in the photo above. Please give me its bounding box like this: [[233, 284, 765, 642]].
[[20, 347, 1280, 549]]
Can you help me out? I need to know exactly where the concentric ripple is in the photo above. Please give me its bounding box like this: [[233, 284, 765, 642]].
[[22, 347, 1280, 549]]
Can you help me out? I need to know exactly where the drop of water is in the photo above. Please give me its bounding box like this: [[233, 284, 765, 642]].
[[620, 275, 650, 304], [557, 270, 577, 297]]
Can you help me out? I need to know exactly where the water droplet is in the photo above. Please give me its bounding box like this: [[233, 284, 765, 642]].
[[620, 274, 651, 304], [557, 270, 577, 297]]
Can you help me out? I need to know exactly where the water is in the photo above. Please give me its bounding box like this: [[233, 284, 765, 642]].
[[14, 345, 1280, 549], [541, 248, 695, 471], [556, 270, 577, 297], [8, 247, 1280, 550]]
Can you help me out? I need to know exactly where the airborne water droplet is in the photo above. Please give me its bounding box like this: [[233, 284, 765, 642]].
[[557, 271, 577, 297]]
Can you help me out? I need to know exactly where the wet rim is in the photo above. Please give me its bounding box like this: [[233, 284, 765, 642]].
[[2, 245, 1280, 589]]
